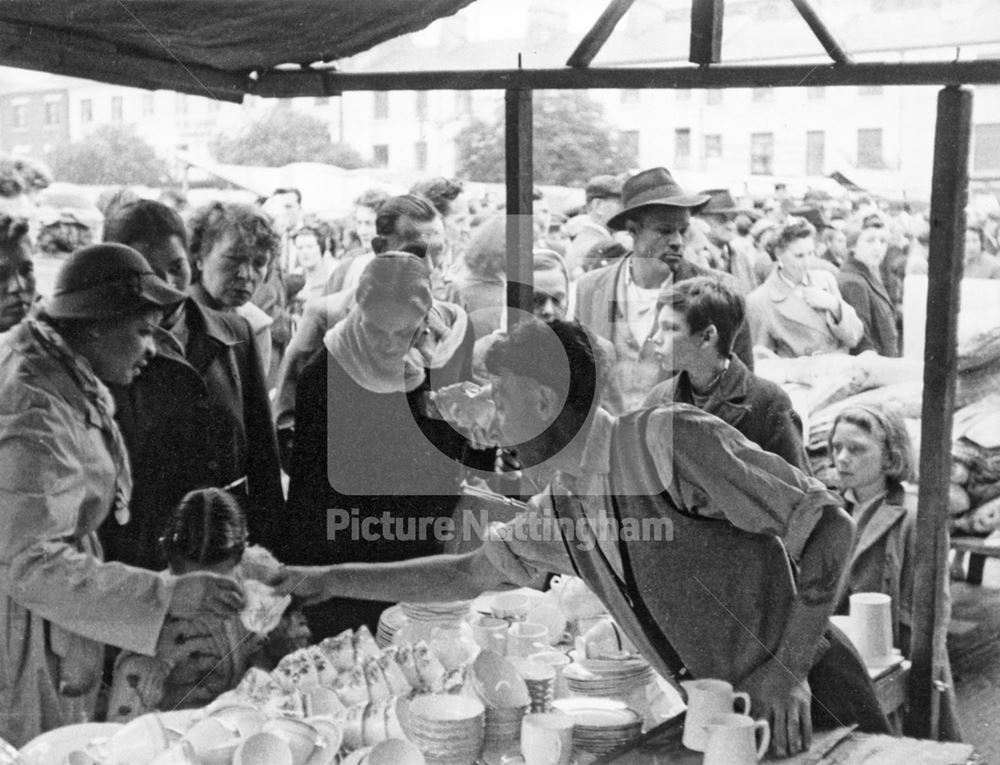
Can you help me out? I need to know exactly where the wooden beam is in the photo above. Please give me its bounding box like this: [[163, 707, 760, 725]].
[[504, 89, 535, 327], [789, 0, 852, 65], [566, 0, 636, 69], [907, 85, 972, 739], [690, 0, 724, 66], [248, 60, 1000, 96]]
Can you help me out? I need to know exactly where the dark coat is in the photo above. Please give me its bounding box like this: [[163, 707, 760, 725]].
[[283, 321, 479, 638], [837, 258, 900, 357], [642, 356, 810, 476], [101, 297, 283, 570]]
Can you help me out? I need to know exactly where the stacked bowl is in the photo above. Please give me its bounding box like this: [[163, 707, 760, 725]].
[[403, 695, 485, 765]]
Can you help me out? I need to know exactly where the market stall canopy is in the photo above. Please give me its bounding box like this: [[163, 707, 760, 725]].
[[0, 0, 477, 101]]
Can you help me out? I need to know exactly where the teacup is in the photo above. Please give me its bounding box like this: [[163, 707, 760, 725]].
[[108, 713, 170, 765], [507, 621, 549, 659], [681, 678, 751, 752]]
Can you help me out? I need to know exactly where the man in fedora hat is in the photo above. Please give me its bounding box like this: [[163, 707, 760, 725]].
[[694, 188, 762, 293], [574, 167, 754, 414]]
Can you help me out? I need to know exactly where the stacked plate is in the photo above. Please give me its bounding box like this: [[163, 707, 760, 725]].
[[404, 694, 485, 765], [509, 658, 557, 713], [553, 698, 642, 757], [376, 605, 408, 647], [563, 656, 654, 700]]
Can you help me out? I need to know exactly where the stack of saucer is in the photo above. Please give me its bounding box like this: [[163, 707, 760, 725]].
[[509, 658, 556, 713], [553, 699, 642, 758], [376, 605, 407, 647], [404, 694, 485, 765], [563, 656, 654, 700]]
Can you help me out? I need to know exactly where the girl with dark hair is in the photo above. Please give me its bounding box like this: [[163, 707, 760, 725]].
[[106, 488, 302, 721], [284, 253, 477, 639]]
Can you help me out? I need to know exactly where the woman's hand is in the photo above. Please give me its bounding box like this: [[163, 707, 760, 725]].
[[268, 565, 335, 607], [168, 572, 245, 618], [801, 286, 837, 314]]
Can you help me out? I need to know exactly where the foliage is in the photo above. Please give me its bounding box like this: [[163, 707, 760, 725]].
[[210, 105, 368, 169], [454, 91, 637, 186], [46, 125, 172, 186]]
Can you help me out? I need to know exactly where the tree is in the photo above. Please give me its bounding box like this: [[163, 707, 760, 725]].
[[454, 91, 637, 187], [47, 125, 172, 186], [210, 105, 368, 169]]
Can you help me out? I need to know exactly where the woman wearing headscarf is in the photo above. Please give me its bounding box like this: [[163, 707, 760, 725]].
[[0, 244, 244, 746], [283, 253, 477, 638]]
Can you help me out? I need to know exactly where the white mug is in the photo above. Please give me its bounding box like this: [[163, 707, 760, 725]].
[[849, 592, 894, 667], [507, 621, 550, 659], [703, 713, 770, 765], [520, 712, 573, 765], [681, 679, 751, 752]]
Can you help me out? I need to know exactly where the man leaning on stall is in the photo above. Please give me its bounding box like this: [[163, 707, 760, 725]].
[[274, 317, 890, 758]]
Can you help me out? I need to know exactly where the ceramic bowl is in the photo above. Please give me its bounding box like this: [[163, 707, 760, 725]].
[[233, 732, 293, 765]]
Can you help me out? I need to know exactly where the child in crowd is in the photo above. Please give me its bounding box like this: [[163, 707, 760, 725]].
[[106, 488, 308, 721], [829, 404, 915, 651]]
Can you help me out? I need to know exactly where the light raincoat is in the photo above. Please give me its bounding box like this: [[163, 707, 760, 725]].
[[0, 319, 173, 746]]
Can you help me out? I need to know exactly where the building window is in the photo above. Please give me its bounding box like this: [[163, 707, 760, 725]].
[[456, 91, 473, 115], [750, 132, 774, 175], [674, 128, 691, 169], [973, 123, 1000, 173], [859, 85, 883, 96], [111, 96, 124, 122], [706, 90, 723, 105], [752, 88, 773, 102], [315, 96, 330, 106], [44, 101, 60, 126], [81, 99, 93, 123], [807, 87, 826, 100], [373, 144, 389, 166], [857, 128, 884, 169], [142, 93, 155, 117], [415, 141, 428, 171], [374, 92, 389, 120], [806, 130, 825, 175], [416, 91, 428, 121], [620, 89, 639, 105], [704, 134, 722, 160], [12, 105, 27, 129]]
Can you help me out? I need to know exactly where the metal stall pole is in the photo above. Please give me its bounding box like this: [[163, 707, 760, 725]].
[[505, 88, 535, 325], [908, 85, 972, 739]]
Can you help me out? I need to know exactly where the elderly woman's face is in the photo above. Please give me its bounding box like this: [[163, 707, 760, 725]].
[[198, 232, 269, 308], [359, 300, 427, 361], [0, 243, 35, 332]]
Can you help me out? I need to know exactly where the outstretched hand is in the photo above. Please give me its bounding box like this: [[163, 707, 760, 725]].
[[742, 662, 813, 758], [266, 565, 333, 607]]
